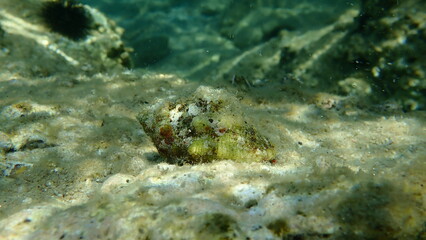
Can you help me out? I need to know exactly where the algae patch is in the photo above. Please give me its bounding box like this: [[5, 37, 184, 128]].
[[137, 86, 275, 164]]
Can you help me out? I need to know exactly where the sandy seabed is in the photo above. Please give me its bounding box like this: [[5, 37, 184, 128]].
[[0, 0, 425, 239]]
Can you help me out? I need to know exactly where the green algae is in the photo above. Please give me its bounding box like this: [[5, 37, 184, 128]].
[[198, 213, 241, 239]]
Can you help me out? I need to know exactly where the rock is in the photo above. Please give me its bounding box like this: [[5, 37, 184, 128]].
[[0, 0, 132, 75]]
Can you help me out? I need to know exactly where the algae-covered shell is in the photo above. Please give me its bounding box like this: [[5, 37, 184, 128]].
[[137, 86, 275, 164]]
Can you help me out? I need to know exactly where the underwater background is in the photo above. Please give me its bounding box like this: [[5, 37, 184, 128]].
[[0, 0, 425, 239], [81, 0, 425, 111]]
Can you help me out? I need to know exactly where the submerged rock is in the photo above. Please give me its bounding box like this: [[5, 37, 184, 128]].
[[137, 86, 275, 164]]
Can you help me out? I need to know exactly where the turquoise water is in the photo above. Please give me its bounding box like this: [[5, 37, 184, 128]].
[[81, 0, 425, 111]]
